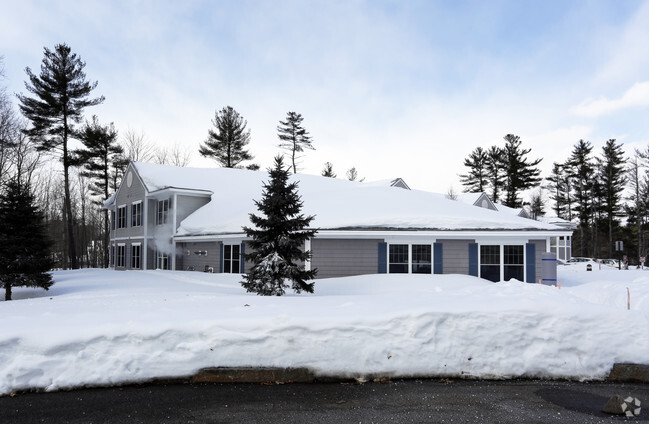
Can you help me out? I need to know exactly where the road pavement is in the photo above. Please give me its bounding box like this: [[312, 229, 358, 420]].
[[1, 379, 647, 423]]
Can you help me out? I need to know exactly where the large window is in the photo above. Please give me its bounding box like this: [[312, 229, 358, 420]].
[[389, 244, 409, 273], [224, 244, 241, 273], [412, 244, 432, 274], [116, 244, 126, 267], [131, 202, 142, 227], [156, 199, 169, 225], [480, 245, 500, 282], [504, 245, 524, 281], [131, 243, 141, 269], [117, 205, 127, 229], [157, 251, 169, 270]]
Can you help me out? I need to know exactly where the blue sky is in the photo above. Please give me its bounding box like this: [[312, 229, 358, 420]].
[[1, 0, 648, 195]]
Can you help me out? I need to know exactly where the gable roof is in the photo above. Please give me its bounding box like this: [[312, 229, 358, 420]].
[[128, 162, 568, 236], [455, 192, 498, 211]]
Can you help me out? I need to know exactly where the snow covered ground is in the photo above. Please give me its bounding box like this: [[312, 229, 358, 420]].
[[1, 264, 648, 395]]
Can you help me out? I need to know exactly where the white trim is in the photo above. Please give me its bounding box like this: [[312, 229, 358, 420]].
[[174, 229, 572, 243]]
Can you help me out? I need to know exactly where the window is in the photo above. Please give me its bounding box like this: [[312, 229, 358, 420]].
[[110, 243, 115, 266], [117, 205, 127, 229], [389, 244, 409, 273], [156, 199, 169, 225], [480, 245, 500, 282], [131, 202, 142, 227], [111, 211, 116, 230], [157, 251, 169, 270], [116, 244, 125, 268], [224, 244, 241, 273], [412, 244, 431, 274], [503, 245, 524, 281], [131, 244, 141, 269]]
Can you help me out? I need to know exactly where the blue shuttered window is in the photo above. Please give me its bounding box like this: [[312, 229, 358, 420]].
[[433, 243, 443, 274], [240, 243, 246, 273], [378, 242, 387, 274], [525, 243, 536, 283], [468, 243, 478, 277], [219, 243, 224, 273]]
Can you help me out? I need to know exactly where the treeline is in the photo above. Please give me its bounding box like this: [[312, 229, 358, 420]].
[[0, 43, 366, 271], [460, 135, 647, 261]]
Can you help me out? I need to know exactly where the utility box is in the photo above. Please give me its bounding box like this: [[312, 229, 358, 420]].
[[541, 252, 557, 286]]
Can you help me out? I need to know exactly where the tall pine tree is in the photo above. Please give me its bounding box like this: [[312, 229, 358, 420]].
[[500, 134, 542, 208], [241, 156, 317, 296], [598, 139, 627, 257], [566, 139, 595, 256], [546, 161, 572, 220], [74, 115, 124, 267], [486, 145, 505, 203], [277, 111, 314, 173], [17, 43, 104, 269], [0, 180, 54, 301], [199, 106, 255, 168], [459, 146, 489, 193]]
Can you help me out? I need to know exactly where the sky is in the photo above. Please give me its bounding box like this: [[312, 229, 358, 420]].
[[1, 0, 649, 195]]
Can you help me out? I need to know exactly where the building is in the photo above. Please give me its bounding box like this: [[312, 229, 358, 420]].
[[105, 162, 573, 283]]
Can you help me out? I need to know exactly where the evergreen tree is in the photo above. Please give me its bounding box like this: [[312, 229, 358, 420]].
[[459, 146, 489, 193], [0, 180, 54, 301], [528, 188, 545, 220], [598, 139, 627, 257], [485, 145, 505, 203], [199, 106, 254, 168], [627, 151, 645, 259], [566, 140, 595, 256], [74, 116, 123, 267], [277, 111, 314, 173], [241, 156, 317, 296], [346, 166, 360, 181], [17, 43, 104, 269], [500, 134, 542, 208], [321, 161, 336, 178], [546, 161, 572, 220]]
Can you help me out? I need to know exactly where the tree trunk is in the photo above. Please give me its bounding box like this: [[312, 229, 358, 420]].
[[5, 282, 11, 301], [62, 120, 78, 269]]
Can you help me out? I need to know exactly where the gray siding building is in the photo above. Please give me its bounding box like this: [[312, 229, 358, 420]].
[[106, 162, 572, 284]]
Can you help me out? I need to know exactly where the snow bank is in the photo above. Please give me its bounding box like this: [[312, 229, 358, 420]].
[[1, 267, 648, 395]]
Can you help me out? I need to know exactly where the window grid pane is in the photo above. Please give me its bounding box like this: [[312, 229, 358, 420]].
[[412, 244, 431, 274], [389, 244, 408, 273]]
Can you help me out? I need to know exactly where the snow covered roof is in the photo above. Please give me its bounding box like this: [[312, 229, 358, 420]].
[[455, 192, 497, 211], [494, 202, 531, 219], [129, 162, 568, 236]]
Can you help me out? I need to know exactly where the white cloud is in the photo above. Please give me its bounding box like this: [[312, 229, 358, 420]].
[[572, 81, 649, 118]]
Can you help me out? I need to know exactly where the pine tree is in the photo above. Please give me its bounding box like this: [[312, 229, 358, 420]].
[[321, 162, 336, 178], [74, 116, 123, 267], [598, 139, 627, 257], [486, 145, 505, 203], [566, 139, 595, 256], [500, 134, 542, 208], [199, 106, 254, 168], [277, 111, 314, 173], [459, 146, 489, 193], [528, 188, 545, 220], [546, 162, 572, 220], [17, 43, 104, 269], [0, 180, 54, 301], [241, 156, 317, 296]]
